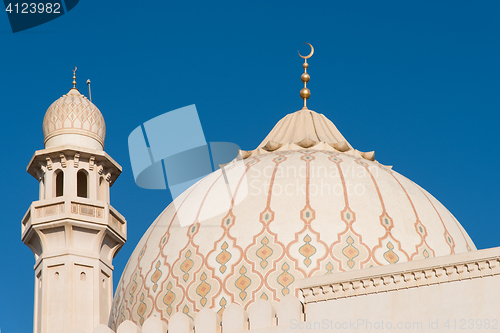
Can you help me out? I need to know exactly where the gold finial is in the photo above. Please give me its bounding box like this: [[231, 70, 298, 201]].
[[72, 66, 77, 89], [298, 43, 314, 110]]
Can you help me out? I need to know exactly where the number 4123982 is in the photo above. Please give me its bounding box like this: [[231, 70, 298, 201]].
[[5, 3, 61, 14]]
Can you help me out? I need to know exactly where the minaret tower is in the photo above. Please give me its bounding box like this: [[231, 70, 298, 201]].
[[21, 68, 127, 333]]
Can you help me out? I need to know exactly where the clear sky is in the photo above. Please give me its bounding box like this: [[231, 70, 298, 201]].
[[1, 1, 499, 332]]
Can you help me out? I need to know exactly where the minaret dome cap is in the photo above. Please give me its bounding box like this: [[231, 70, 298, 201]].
[[42, 70, 105, 150]]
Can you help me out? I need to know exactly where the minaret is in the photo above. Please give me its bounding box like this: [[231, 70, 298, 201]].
[[21, 68, 127, 333]]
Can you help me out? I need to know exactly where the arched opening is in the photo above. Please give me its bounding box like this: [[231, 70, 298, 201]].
[[55, 171, 64, 197], [77, 170, 88, 198]]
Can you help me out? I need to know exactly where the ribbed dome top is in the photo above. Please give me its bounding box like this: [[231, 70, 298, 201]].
[[42, 88, 106, 150], [259, 109, 351, 148], [241, 109, 375, 161]]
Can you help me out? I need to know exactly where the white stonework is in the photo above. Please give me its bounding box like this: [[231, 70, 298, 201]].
[[24, 79, 500, 333], [299, 248, 500, 332], [99, 247, 500, 333], [110, 109, 477, 329], [23, 88, 126, 333]]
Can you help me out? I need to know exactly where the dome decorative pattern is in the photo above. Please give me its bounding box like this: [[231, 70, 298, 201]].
[[110, 148, 475, 329], [42, 88, 106, 147]]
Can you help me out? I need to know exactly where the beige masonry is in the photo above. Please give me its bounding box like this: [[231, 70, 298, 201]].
[[23, 71, 500, 333], [94, 247, 500, 333], [23, 87, 127, 333]]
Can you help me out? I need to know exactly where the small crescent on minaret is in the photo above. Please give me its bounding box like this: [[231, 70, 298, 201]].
[[298, 43, 314, 59]]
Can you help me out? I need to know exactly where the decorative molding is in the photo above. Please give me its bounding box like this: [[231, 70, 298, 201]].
[[74, 153, 80, 168], [71, 202, 104, 218], [299, 249, 500, 303], [89, 156, 95, 170], [46, 157, 53, 170], [104, 169, 112, 182], [35, 202, 65, 218], [60, 153, 67, 168], [96, 162, 104, 175]]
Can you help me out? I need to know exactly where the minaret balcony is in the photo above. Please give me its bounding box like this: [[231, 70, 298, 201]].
[[21, 196, 126, 245]]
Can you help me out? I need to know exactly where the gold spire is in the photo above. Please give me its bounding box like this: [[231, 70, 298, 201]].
[[298, 43, 314, 110], [72, 66, 77, 89]]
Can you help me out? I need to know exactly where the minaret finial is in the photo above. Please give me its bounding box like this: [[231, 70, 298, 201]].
[[298, 43, 314, 110], [72, 66, 77, 89]]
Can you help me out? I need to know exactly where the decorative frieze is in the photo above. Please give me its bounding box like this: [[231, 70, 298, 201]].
[[35, 202, 65, 218], [71, 202, 104, 218], [300, 249, 500, 303]]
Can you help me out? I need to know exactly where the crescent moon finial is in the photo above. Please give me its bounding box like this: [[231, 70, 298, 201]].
[[299, 44, 313, 109], [298, 43, 314, 59], [72, 66, 77, 89]]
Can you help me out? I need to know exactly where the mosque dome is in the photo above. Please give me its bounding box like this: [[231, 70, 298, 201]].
[[42, 87, 105, 150], [110, 107, 475, 328]]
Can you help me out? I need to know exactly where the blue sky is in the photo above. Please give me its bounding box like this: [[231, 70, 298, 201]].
[[1, 1, 500, 331]]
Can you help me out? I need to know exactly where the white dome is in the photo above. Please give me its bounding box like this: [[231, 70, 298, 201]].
[[42, 88, 105, 150], [110, 109, 475, 328]]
